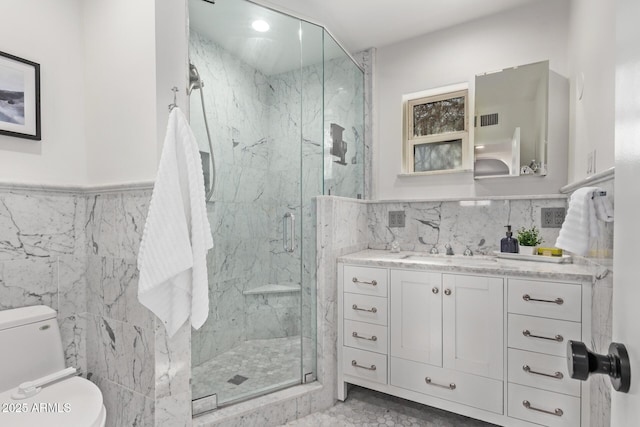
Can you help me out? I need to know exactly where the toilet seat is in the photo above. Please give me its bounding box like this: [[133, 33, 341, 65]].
[[0, 376, 106, 427]]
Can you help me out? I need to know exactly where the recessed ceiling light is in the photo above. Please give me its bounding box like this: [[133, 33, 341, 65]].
[[252, 20, 270, 32], [476, 145, 485, 149]]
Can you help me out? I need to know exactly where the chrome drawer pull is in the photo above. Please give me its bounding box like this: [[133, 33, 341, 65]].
[[523, 294, 564, 305], [522, 330, 564, 342], [352, 277, 377, 286], [351, 360, 376, 371], [523, 365, 564, 379], [352, 332, 377, 341], [523, 400, 563, 417], [425, 377, 456, 390], [352, 304, 377, 313]]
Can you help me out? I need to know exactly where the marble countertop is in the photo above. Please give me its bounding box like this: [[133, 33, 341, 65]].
[[338, 250, 595, 283]]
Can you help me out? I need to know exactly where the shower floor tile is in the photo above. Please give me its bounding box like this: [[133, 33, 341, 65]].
[[192, 336, 302, 404], [284, 386, 497, 427]]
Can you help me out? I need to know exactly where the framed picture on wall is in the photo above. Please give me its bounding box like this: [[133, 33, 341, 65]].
[[0, 51, 41, 140]]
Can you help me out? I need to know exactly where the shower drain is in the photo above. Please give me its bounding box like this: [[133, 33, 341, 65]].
[[227, 374, 249, 385]]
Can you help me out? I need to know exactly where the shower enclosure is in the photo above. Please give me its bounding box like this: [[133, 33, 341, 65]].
[[188, 0, 364, 412]]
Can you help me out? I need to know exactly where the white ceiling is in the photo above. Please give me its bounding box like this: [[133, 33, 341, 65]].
[[189, 0, 543, 75], [253, 0, 542, 52]]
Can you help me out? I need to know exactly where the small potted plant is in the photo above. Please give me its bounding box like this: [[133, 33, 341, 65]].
[[516, 226, 543, 255]]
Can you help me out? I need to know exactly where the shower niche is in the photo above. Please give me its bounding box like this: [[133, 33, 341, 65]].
[[188, 0, 364, 412]]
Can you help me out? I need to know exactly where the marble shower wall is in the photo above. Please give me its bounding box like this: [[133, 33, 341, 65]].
[[190, 30, 275, 367], [0, 188, 86, 373], [367, 197, 568, 255]]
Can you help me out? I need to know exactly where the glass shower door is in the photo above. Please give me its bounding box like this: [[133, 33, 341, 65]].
[[188, 0, 321, 410]]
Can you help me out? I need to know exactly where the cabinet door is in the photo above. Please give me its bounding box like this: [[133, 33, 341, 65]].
[[442, 274, 503, 379], [390, 269, 442, 365]]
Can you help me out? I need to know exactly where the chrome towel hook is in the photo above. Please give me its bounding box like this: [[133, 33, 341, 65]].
[[168, 86, 179, 111]]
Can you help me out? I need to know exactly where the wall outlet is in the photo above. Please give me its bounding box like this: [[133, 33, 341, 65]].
[[388, 211, 406, 228], [541, 207, 566, 228]]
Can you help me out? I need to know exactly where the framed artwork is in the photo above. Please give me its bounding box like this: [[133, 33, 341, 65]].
[[0, 51, 41, 140]]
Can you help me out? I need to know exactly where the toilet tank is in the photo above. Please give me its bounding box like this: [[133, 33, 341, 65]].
[[0, 305, 66, 392]]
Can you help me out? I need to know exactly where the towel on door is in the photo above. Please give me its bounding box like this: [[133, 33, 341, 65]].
[[137, 107, 213, 337], [555, 187, 611, 256]]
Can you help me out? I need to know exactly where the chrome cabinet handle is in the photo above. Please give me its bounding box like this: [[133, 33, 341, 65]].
[[523, 365, 564, 379], [523, 400, 563, 417], [352, 332, 377, 341], [425, 377, 456, 390], [523, 294, 564, 305], [352, 277, 377, 286], [352, 304, 377, 313], [522, 330, 564, 342], [444, 289, 452, 296], [352, 360, 376, 370], [282, 212, 295, 253], [432, 287, 439, 294]]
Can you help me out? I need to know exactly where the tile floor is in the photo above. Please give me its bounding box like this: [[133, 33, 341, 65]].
[[192, 336, 301, 404], [284, 386, 497, 427]]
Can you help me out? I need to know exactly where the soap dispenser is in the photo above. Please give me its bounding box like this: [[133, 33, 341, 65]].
[[501, 225, 519, 253]]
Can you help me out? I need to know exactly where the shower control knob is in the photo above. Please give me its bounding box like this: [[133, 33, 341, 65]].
[[567, 340, 631, 393]]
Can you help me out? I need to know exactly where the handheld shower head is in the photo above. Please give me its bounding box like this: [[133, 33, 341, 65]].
[[188, 63, 203, 95]]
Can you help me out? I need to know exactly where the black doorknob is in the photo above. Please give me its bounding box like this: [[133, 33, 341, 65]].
[[567, 340, 631, 393]]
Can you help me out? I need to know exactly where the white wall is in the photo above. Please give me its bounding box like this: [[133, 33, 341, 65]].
[[82, 0, 158, 186], [374, 0, 570, 200], [0, 0, 87, 185], [567, 0, 615, 184]]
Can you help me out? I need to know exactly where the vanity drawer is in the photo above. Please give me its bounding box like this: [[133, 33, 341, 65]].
[[508, 383, 580, 427], [344, 265, 388, 297], [509, 279, 581, 322], [390, 357, 503, 414], [508, 348, 580, 397], [508, 314, 581, 357], [343, 346, 387, 385], [344, 320, 388, 354], [344, 293, 387, 326]]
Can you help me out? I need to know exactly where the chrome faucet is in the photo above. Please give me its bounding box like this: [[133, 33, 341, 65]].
[[445, 243, 454, 256], [429, 246, 439, 255], [463, 247, 473, 256]]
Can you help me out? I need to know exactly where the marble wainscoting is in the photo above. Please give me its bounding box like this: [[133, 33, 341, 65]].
[[84, 187, 192, 427], [0, 186, 87, 374], [367, 196, 568, 255]]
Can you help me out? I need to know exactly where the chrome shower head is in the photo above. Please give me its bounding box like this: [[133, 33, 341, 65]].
[[188, 63, 203, 95]]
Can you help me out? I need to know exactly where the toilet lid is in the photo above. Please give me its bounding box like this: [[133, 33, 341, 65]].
[[0, 376, 105, 427]]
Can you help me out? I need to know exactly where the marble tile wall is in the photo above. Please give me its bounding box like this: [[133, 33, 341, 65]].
[[367, 197, 568, 255], [0, 188, 86, 373], [84, 190, 156, 426], [352, 48, 375, 200]]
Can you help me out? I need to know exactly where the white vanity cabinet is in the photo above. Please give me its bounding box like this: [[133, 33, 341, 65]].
[[337, 259, 593, 427]]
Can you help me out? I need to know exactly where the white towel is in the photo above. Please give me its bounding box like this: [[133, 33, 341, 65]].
[[137, 107, 213, 337], [555, 187, 609, 256]]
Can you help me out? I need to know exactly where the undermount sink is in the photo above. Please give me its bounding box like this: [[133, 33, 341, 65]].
[[401, 253, 499, 266]]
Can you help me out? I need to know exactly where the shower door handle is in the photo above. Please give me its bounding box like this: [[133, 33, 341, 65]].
[[283, 212, 295, 253]]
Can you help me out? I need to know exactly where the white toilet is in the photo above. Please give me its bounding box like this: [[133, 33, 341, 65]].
[[0, 305, 106, 427]]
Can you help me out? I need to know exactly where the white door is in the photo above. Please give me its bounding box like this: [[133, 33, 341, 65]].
[[612, 0, 640, 423], [442, 274, 503, 380], [390, 270, 442, 365]]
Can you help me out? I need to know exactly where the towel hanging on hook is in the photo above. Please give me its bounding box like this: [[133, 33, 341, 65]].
[[168, 86, 179, 111]]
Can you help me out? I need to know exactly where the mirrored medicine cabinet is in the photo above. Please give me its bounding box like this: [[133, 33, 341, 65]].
[[474, 60, 551, 179]]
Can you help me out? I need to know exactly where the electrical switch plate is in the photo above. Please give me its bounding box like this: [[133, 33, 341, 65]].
[[541, 207, 566, 228], [388, 211, 406, 228]]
